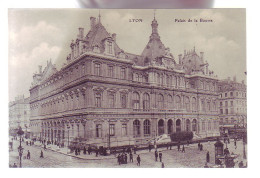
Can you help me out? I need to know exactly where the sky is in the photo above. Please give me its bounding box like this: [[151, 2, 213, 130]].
[[8, 9, 246, 101]]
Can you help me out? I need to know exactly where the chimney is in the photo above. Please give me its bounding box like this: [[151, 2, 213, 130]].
[[178, 54, 182, 64], [112, 33, 116, 42], [200, 52, 204, 63], [233, 76, 237, 82], [78, 27, 84, 39], [90, 17, 96, 30], [38, 65, 42, 74]]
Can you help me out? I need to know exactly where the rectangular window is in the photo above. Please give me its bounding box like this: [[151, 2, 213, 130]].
[[108, 93, 115, 108], [121, 94, 127, 108], [95, 93, 101, 107], [225, 109, 228, 114], [96, 124, 102, 137], [108, 65, 114, 78], [94, 63, 101, 76], [120, 67, 126, 79], [122, 124, 127, 136], [225, 101, 228, 107], [109, 124, 115, 136], [220, 102, 223, 107], [230, 92, 233, 97], [220, 109, 223, 114], [225, 93, 227, 97], [230, 101, 233, 106]]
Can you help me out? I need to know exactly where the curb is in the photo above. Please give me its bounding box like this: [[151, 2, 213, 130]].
[[33, 144, 116, 161]]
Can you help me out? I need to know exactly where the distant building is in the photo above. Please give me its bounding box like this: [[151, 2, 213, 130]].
[[29, 14, 220, 147], [217, 77, 247, 132], [9, 95, 30, 135]]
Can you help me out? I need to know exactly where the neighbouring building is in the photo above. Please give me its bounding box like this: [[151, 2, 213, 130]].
[[9, 95, 30, 135], [217, 77, 247, 133], [29, 15, 220, 147]]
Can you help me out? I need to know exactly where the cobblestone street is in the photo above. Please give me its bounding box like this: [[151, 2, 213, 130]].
[[9, 139, 247, 168]]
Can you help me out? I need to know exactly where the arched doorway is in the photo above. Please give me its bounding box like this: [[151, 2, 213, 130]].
[[158, 119, 164, 135], [186, 119, 191, 132], [167, 119, 173, 134], [176, 119, 181, 132], [192, 119, 197, 132]]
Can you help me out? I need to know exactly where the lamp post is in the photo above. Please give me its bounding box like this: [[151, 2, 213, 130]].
[[17, 127, 24, 168], [67, 124, 70, 153]]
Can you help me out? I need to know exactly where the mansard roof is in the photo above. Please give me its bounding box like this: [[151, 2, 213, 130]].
[[85, 21, 122, 55]]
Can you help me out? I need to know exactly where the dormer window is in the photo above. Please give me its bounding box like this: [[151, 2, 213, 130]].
[[108, 41, 112, 54]]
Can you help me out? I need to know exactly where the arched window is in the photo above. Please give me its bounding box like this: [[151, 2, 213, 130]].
[[192, 97, 197, 111], [208, 120, 212, 130], [185, 96, 190, 111], [207, 100, 211, 111], [176, 95, 181, 110], [202, 121, 206, 131], [158, 119, 164, 135], [133, 120, 140, 137], [192, 119, 197, 132], [167, 94, 173, 109], [157, 94, 164, 109], [186, 120, 191, 131], [143, 93, 150, 110], [167, 119, 173, 134], [133, 92, 140, 110], [108, 93, 115, 108], [176, 119, 181, 132], [143, 120, 151, 136]]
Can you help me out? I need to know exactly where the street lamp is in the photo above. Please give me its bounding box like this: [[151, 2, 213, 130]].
[[17, 127, 24, 168], [67, 124, 70, 153]]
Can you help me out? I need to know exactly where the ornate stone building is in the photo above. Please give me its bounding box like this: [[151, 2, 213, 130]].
[[29, 15, 220, 147], [217, 77, 247, 130], [9, 95, 30, 135]]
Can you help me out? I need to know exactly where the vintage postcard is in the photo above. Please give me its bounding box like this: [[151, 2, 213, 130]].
[[8, 9, 246, 168]]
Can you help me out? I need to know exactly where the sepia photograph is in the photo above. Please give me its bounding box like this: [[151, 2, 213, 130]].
[[8, 8, 247, 168]]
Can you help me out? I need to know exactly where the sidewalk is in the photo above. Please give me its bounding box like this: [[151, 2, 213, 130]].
[[31, 140, 203, 161]]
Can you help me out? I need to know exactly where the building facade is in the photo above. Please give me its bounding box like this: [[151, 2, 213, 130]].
[[9, 95, 30, 135], [29, 15, 220, 147], [217, 77, 247, 130]]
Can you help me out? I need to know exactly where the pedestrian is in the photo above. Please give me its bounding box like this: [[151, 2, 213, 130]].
[[149, 144, 152, 152], [44, 144, 47, 150], [117, 154, 121, 165], [161, 162, 165, 168], [200, 144, 203, 151], [159, 152, 162, 162], [27, 150, 30, 159], [170, 144, 172, 150], [234, 140, 237, 149], [130, 152, 133, 162], [137, 155, 141, 166], [155, 150, 158, 161], [83, 147, 86, 155], [40, 150, 44, 158], [88, 146, 91, 155], [78, 148, 80, 155], [13, 163, 17, 168], [125, 154, 128, 164], [75, 149, 78, 156], [182, 145, 185, 153], [206, 151, 210, 163], [198, 142, 201, 150], [177, 144, 180, 151], [238, 161, 244, 168], [95, 149, 98, 157]]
